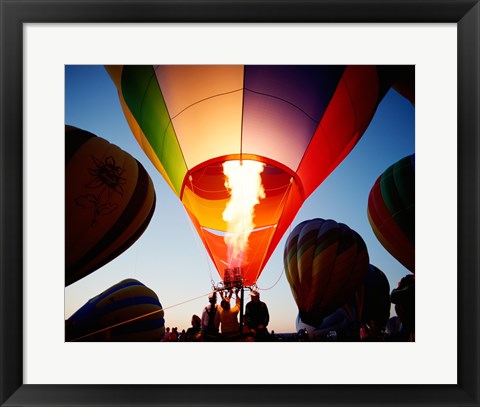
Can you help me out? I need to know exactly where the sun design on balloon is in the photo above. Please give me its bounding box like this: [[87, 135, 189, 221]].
[[75, 155, 127, 226]]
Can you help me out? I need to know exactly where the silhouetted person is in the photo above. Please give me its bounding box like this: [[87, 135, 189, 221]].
[[163, 327, 171, 342], [185, 315, 202, 342], [245, 290, 270, 341], [201, 292, 220, 341], [170, 327, 178, 342], [390, 274, 415, 341], [218, 289, 241, 340]]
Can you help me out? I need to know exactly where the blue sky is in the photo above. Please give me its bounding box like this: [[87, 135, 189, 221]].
[[65, 65, 414, 334]]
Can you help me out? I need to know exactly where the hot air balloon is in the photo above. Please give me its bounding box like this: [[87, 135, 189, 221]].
[[106, 65, 398, 287], [65, 126, 156, 286], [65, 279, 165, 341], [367, 154, 415, 273], [392, 65, 415, 105], [284, 218, 369, 327], [295, 264, 390, 340], [356, 264, 391, 329]]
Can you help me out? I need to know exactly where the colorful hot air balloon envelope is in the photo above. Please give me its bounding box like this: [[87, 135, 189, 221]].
[[65, 126, 156, 286], [367, 154, 415, 273], [106, 65, 397, 287], [295, 264, 390, 340], [284, 218, 370, 327], [355, 264, 391, 329], [392, 65, 415, 106], [65, 279, 165, 341]]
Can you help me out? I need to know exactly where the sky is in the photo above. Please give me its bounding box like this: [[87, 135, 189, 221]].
[[64, 65, 414, 334]]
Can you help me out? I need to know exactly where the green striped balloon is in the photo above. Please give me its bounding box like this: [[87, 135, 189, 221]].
[[284, 218, 369, 327], [66, 279, 165, 342]]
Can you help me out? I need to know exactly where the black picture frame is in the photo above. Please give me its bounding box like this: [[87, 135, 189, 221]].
[[1, 1, 479, 406]]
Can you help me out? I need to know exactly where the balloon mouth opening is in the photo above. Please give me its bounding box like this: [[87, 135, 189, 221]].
[[182, 158, 295, 202], [183, 158, 294, 238], [182, 158, 297, 284]]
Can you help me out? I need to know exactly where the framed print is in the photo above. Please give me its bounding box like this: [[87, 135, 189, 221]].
[[1, 0, 479, 406]]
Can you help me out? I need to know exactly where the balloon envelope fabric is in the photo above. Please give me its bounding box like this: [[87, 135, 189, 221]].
[[106, 65, 398, 286], [392, 65, 415, 106], [284, 218, 369, 327], [65, 126, 156, 286], [296, 308, 360, 341], [355, 264, 391, 329], [295, 264, 390, 339], [65, 279, 165, 341], [367, 154, 415, 273]]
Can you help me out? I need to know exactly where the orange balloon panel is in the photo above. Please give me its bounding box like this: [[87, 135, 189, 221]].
[[194, 224, 277, 287], [107, 65, 398, 284]]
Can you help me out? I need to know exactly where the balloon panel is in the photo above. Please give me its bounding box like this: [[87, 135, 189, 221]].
[[190, 221, 277, 286], [244, 65, 345, 119], [295, 66, 383, 196], [65, 126, 156, 286], [155, 65, 245, 118], [173, 90, 243, 169], [357, 265, 391, 328], [368, 154, 415, 272], [121, 65, 187, 195], [242, 89, 318, 171]]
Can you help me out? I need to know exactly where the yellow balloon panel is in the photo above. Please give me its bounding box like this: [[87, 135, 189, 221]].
[[155, 65, 244, 117], [182, 187, 229, 231], [171, 91, 244, 170]]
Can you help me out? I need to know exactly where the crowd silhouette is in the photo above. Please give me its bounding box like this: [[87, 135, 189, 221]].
[[159, 274, 414, 342]]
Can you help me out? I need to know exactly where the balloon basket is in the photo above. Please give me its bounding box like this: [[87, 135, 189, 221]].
[[220, 267, 244, 290]]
